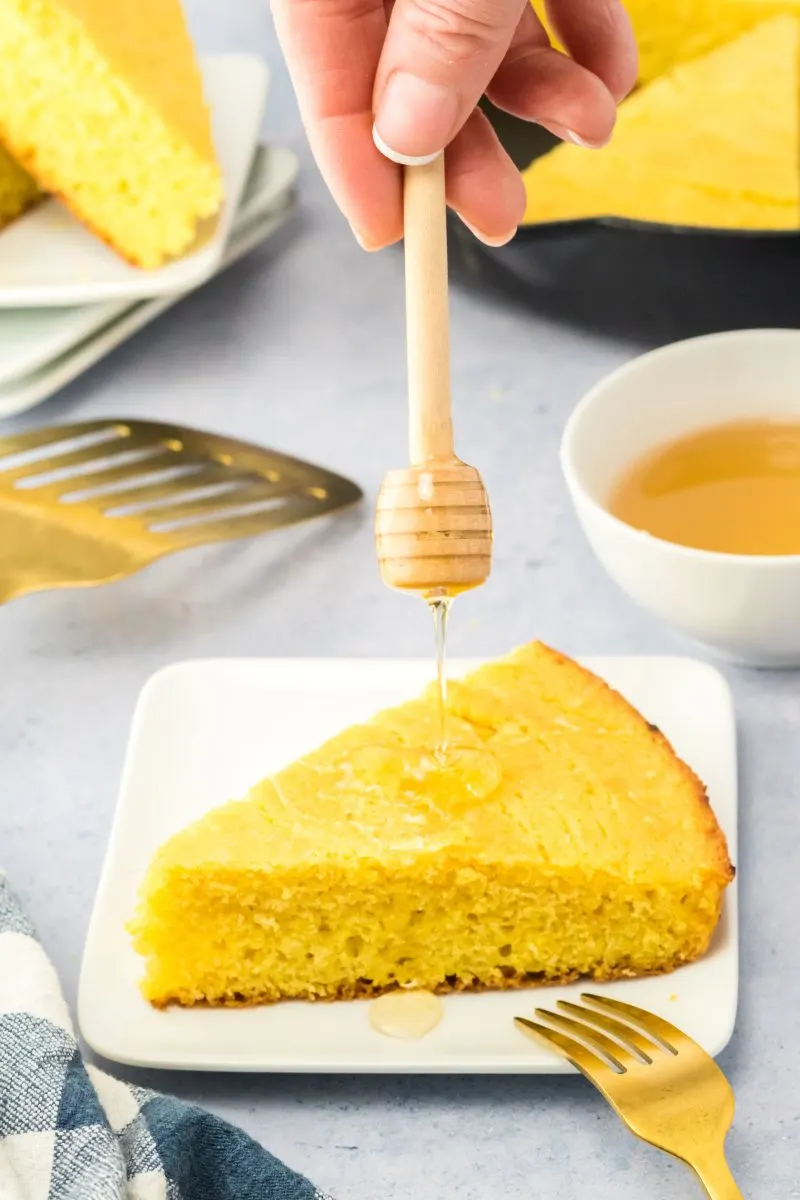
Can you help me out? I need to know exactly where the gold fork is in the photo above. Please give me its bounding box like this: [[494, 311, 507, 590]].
[[0, 419, 362, 605], [516, 994, 743, 1200]]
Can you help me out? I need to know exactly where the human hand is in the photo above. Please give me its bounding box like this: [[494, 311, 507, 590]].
[[271, 0, 637, 250]]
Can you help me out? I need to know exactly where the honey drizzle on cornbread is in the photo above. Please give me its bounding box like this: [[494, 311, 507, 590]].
[[262, 594, 496, 849]]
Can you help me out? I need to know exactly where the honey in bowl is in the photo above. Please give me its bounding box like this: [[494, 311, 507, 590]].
[[608, 418, 800, 555]]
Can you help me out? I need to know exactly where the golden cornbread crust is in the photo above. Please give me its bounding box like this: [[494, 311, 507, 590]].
[[570, 661, 733, 883], [3, 140, 216, 269], [132, 640, 734, 1009], [149, 947, 721, 1009]]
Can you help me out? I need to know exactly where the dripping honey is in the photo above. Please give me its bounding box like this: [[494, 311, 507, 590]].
[[428, 595, 452, 752], [608, 418, 800, 555]]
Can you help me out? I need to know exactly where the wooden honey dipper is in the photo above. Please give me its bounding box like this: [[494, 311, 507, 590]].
[[375, 154, 493, 597]]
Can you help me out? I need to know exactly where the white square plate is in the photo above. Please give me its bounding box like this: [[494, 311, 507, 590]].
[[0, 143, 296, 390], [0, 145, 298, 418], [0, 55, 268, 307], [79, 656, 738, 1074]]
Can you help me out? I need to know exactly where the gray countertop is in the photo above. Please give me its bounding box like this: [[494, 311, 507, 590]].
[[1, 2, 796, 1195]]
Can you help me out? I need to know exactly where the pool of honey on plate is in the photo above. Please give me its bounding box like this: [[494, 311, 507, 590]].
[[608, 418, 800, 555], [369, 990, 444, 1040]]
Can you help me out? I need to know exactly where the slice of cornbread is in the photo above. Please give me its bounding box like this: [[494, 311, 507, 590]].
[[131, 642, 733, 1007], [0, 141, 40, 228], [0, 0, 223, 268], [522, 17, 800, 230]]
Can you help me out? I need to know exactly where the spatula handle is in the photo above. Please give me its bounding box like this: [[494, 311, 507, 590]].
[[404, 155, 454, 466]]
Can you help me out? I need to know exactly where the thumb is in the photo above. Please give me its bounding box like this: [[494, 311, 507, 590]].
[[373, 0, 527, 163]]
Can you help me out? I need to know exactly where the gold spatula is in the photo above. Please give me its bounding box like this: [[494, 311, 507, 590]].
[[0, 419, 362, 605]]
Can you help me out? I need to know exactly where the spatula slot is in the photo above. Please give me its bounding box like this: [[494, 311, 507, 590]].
[[0, 423, 132, 475], [148, 493, 289, 533], [15, 446, 167, 491], [105, 479, 245, 519], [60, 463, 207, 506]]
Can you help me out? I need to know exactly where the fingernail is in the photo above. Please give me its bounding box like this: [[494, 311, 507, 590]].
[[374, 72, 460, 163], [539, 120, 609, 149], [349, 224, 373, 251], [372, 127, 439, 167], [566, 129, 607, 149], [459, 217, 517, 247]]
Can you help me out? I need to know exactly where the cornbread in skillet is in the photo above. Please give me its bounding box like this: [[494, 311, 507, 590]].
[[623, 0, 800, 83], [131, 642, 733, 1007], [533, 0, 800, 84], [522, 17, 800, 230], [0, 0, 222, 267]]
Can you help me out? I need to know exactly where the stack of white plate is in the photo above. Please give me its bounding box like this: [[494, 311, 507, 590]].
[[0, 55, 297, 419]]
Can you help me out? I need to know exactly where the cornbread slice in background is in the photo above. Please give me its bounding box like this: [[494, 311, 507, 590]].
[[131, 642, 733, 1008], [532, 0, 800, 84], [625, 0, 800, 83], [0, 0, 223, 268], [522, 17, 800, 230], [0, 140, 40, 227]]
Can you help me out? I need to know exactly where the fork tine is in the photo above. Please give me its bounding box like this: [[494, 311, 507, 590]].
[[581, 994, 680, 1054], [515, 1017, 621, 1082], [534, 1008, 632, 1071], [557, 1002, 654, 1063]]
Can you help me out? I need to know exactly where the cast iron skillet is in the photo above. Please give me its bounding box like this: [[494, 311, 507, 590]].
[[445, 102, 800, 344]]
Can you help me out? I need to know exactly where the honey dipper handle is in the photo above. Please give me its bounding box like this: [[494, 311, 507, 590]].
[[404, 155, 454, 465]]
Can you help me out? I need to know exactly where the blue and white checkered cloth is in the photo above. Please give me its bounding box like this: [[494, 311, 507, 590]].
[[0, 874, 332, 1200]]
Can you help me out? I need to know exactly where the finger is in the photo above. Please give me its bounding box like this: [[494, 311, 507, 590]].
[[271, 0, 403, 247], [488, 6, 617, 149], [546, 0, 637, 101], [445, 107, 525, 244], [372, 0, 528, 161]]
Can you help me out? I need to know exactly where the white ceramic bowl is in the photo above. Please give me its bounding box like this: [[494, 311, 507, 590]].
[[561, 328, 800, 667]]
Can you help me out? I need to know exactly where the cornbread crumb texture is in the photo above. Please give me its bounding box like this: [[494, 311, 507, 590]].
[[131, 641, 733, 1008], [522, 17, 800, 230], [0, 0, 223, 267]]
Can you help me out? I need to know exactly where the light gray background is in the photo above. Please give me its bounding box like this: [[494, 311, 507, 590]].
[[1, 1, 796, 1195]]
